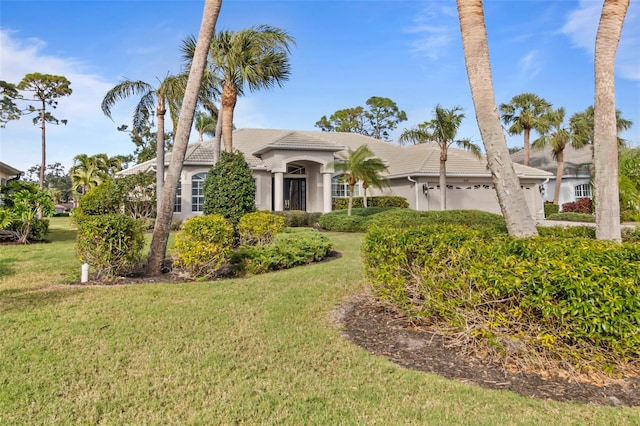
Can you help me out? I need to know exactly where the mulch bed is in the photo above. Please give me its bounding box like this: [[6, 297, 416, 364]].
[[335, 294, 640, 407]]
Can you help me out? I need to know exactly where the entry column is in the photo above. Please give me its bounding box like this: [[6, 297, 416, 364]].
[[322, 172, 332, 213], [274, 172, 284, 211]]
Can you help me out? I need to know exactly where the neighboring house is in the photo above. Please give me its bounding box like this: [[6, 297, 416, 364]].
[[511, 145, 592, 208], [0, 161, 22, 186], [120, 128, 552, 219]]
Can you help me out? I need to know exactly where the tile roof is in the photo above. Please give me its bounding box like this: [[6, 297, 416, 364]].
[[511, 145, 592, 176]]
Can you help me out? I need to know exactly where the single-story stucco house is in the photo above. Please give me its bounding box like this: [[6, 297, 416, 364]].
[[0, 161, 22, 186], [511, 145, 592, 207], [120, 128, 552, 219]]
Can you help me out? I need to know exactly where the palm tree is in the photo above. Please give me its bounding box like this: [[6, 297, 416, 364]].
[[618, 147, 640, 217], [456, 0, 538, 237], [533, 107, 587, 205], [70, 154, 103, 196], [400, 105, 481, 210], [147, 0, 223, 276], [499, 93, 551, 166], [594, 0, 630, 241], [333, 145, 387, 216], [195, 111, 217, 143], [182, 25, 295, 152], [101, 74, 187, 210]]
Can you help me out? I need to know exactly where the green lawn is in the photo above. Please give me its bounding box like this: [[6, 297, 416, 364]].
[[0, 217, 638, 424]]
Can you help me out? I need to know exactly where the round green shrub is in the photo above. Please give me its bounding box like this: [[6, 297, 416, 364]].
[[76, 179, 123, 216], [203, 150, 256, 225], [76, 214, 145, 279], [238, 211, 285, 246], [174, 214, 234, 278]]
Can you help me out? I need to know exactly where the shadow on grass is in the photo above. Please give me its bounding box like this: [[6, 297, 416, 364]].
[[0, 257, 19, 278], [0, 286, 84, 313], [47, 228, 77, 243]]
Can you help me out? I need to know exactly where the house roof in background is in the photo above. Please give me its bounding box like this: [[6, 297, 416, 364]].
[[511, 145, 592, 177], [120, 129, 553, 180], [0, 161, 22, 176]]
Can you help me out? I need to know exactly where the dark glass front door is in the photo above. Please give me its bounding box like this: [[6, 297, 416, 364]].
[[284, 178, 306, 211]]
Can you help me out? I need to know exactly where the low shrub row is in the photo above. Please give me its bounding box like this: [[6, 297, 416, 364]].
[[562, 197, 593, 214], [270, 210, 322, 227], [546, 212, 595, 222], [543, 202, 559, 218], [332, 196, 409, 210], [319, 208, 508, 234], [362, 224, 640, 374]]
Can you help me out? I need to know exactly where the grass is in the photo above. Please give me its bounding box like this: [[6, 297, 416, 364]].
[[0, 217, 638, 424]]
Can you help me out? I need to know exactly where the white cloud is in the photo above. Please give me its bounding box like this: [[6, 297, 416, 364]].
[[406, 3, 458, 60], [0, 29, 146, 172], [561, 0, 640, 81], [518, 50, 542, 80]]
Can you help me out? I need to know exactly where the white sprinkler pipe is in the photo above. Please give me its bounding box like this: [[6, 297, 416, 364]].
[[81, 263, 89, 283], [407, 176, 418, 210]]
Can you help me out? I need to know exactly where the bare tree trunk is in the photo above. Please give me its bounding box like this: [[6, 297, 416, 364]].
[[146, 0, 223, 276], [594, 0, 628, 242], [439, 151, 447, 210], [456, 0, 537, 237], [523, 128, 530, 167], [553, 149, 564, 205], [39, 102, 46, 190], [221, 82, 237, 153], [156, 100, 166, 213], [213, 104, 223, 163]]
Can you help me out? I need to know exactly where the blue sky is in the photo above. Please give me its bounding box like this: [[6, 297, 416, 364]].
[[1, 0, 638, 173]]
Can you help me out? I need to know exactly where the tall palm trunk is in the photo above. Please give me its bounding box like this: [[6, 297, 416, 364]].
[[221, 82, 237, 152], [553, 150, 564, 205], [156, 99, 166, 212], [439, 149, 447, 210], [147, 0, 223, 276], [213, 105, 223, 163], [523, 128, 531, 167], [456, 0, 537, 237], [594, 0, 628, 242]]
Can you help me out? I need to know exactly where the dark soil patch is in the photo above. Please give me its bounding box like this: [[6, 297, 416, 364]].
[[335, 294, 640, 407]]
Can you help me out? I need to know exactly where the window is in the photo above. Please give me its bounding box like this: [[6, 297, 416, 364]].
[[574, 184, 592, 199], [191, 173, 207, 212], [331, 175, 361, 198], [173, 180, 182, 213], [287, 164, 306, 175]]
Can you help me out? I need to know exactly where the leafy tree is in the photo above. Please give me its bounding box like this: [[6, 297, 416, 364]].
[[147, 0, 223, 276], [499, 93, 551, 166], [102, 74, 187, 204], [24, 162, 72, 203], [456, 0, 538, 237], [182, 24, 295, 152], [16, 73, 72, 190], [400, 105, 481, 210], [0, 80, 21, 127], [315, 96, 407, 141], [533, 107, 587, 205], [117, 122, 173, 164], [195, 110, 217, 142], [203, 150, 256, 224], [594, 0, 630, 241], [332, 145, 387, 216]]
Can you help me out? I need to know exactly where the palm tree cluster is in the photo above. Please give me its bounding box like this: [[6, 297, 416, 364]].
[[70, 153, 124, 197]]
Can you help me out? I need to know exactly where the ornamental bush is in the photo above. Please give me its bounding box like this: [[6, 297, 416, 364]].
[[362, 224, 640, 374], [271, 210, 322, 227], [333, 196, 409, 210], [174, 214, 234, 278], [235, 229, 332, 275], [546, 212, 595, 222], [238, 211, 285, 246], [543, 202, 559, 218], [76, 214, 145, 279], [203, 150, 256, 225], [76, 179, 123, 216], [561, 197, 593, 214]]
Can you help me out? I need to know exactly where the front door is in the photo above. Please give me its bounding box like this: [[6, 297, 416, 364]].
[[284, 178, 306, 211]]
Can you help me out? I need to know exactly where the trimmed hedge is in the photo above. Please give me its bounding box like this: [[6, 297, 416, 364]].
[[238, 211, 285, 246], [234, 229, 332, 275], [271, 210, 322, 227], [562, 197, 593, 214], [76, 214, 145, 279], [543, 202, 559, 218], [546, 212, 595, 222], [362, 224, 640, 372], [333, 196, 409, 210]]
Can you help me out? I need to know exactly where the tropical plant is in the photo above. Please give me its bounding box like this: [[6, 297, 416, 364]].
[[69, 154, 123, 196], [570, 105, 633, 149], [593, 0, 630, 241], [195, 110, 217, 142], [533, 107, 587, 205], [332, 145, 388, 216], [147, 0, 223, 276], [315, 96, 408, 141], [456, 0, 538, 237], [499, 93, 551, 166], [0, 181, 54, 243], [400, 105, 481, 210], [618, 147, 640, 218], [182, 24, 295, 152], [101, 74, 187, 206], [16, 73, 72, 190]]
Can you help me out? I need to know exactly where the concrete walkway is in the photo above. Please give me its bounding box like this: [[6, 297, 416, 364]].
[[537, 219, 637, 230]]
